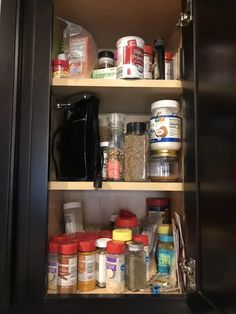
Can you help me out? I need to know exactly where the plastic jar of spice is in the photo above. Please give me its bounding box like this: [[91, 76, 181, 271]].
[[150, 100, 181, 151], [126, 242, 146, 291], [98, 50, 115, 69], [114, 217, 139, 235], [149, 150, 179, 181], [78, 241, 96, 291], [165, 52, 173, 80], [133, 234, 150, 281], [52, 59, 69, 78], [157, 224, 174, 275], [63, 202, 84, 233], [143, 45, 153, 79], [106, 240, 125, 293], [57, 242, 78, 294], [112, 229, 132, 243], [146, 197, 170, 222], [96, 238, 111, 288], [48, 241, 59, 290], [124, 122, 149, 182]]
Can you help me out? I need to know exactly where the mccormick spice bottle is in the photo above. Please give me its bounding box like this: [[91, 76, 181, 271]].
[[95, 238, 111, 288], [57, 242, 78, 294]]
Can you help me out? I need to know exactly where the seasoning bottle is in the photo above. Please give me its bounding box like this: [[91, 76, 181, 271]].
[[165, 52, 173, 80], [100, 142, 109, 181], [78, 241, 96, 291], [48, 241, 59, 290], [153, 38, 165, 79], [52, 59, 69, 78], [143, 45, 153, 79], [107, 113, 125, 181], [114, 217, 139, 235], [106, 240, 125, 293], [126, 242, 146, 291], [96, 238, 111, 288], [57, 242, 78, 294], [63, 202, 84, 233], [146, 197, 170, 222], [124, 122, 149, 182], [112, 229, 132, 243], [98, 50, 115, 69], [133, 234, 150, 281], [150, 150, 179, 181], [157, 224, 174, 275]]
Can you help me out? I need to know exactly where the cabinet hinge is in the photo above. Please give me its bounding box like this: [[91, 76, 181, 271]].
[[181, 257, 196, 291], [177, 0, 193, 28]]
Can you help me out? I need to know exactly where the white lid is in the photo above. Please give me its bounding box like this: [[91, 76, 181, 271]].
[[96, 238, 111, 248], [100, 141, 109, 147], [151, 100, 180, 111], [57, 53, 66, 60], [63, 202, 82, 210]]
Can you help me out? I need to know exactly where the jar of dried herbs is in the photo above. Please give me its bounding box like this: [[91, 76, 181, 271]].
[[124, 122, 149, 182], [126, 242, 146, 291]]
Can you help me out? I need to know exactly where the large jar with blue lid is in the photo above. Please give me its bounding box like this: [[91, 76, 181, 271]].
[[156, 224, 174, 275]]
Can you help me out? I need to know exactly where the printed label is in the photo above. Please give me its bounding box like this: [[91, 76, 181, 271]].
[[157, 249, 173, 274], [58, 256, 77, 287], [144, 54, 153, 79], [48, 260, 58, 289], [150, 115, 181, 143], [78, 254, 95, 282], [96, 253, 106, 284], [106, 255, 125, 284]]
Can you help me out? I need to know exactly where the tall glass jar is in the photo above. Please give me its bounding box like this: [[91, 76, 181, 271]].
[[124, 122, 149, 182], [107, 113, 125, 181]]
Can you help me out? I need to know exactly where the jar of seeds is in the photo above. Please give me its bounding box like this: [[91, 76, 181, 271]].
[[124, 122, 149, 182]]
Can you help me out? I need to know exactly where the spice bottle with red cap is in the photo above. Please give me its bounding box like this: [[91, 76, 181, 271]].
[[57, 242, 78, 294], [52, 59, 69, 78], [133, 234, 150, 281], [106, 240, 125, 293], [78, 241, 96, 291], [165, 52, 173, 80], [96, 238, 111, 288], [146, 197, 169, 222], [114, 216, 139, 235], [48, 241, 59, 290], [143, 45, 153, 79]]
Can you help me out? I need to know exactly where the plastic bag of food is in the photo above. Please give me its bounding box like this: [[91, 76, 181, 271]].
[[58, 17, 97, 78]]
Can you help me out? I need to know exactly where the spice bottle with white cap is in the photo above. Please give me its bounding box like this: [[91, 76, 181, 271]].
[[96, 238, 111, 288]]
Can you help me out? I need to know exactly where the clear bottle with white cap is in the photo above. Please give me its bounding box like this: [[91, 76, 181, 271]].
[[63, 202, 84, 233], [96, 238, 111, 288]]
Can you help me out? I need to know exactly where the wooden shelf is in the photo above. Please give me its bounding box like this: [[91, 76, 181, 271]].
[[48, 181, 184, 191]]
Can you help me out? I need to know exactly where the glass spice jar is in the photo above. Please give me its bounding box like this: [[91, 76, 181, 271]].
[[124, 122, 149, 182], [149, 150, 179, 181]]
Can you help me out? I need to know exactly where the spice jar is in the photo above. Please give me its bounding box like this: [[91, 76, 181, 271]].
[[48, 241, 59, 290], [100, 142, 109, 181], [78, 241, 96, 292], [106, 240, 125, 293], [112, 229, 132, 243], [96, 238, 111, 288], [52, 59, 69, 78], [157, 224, 174, 275], [114, 217, 139, 235], [98, 50, 115, 69], [133, 234, 150, 281], [146, 197, 170, 222], [150, 150, 179, 181], [165, 52, 173, 80], [126, 242, 146, 291], [57, 242, 78, 294], [63, 201, 84, 233], [143, 45, 153, 79], [150, 100, 181, 151], [107, 113, 125, 181], [124, 122, 149, 182]]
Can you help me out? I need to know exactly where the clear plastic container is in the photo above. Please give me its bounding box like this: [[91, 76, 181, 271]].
[[63, 202, 84, 233]]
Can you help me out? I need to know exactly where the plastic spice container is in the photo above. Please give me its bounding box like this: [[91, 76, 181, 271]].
[[100, 141, 109, 181], [112, 229, 132, 242], [78, 241, 96, 291], [157, 225, 174, 275], [143, 45, 153, 79], [146, 197, 169, 222], [63, 202, 84, 233], [114, 217, 139, 235], [52, 59, 69, 78], [126, 242, 146, 291], [133, 234, 150, 281], [165, 52, 173, 80], [57, 242, 78, 294], [150, 150, 179, 181], [48, 241, 59, 290], [150, 100, 181, 151], [98, 50, 115, 69], [124, 122, 149, 182], [106, 240, 125, 293], [96, 238, 111, 288]]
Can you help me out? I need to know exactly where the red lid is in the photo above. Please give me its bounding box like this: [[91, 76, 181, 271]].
[[48, 241, 59, 253], [52, 59, 69, 66], [99, 230, 112, 239], [52, 234, 70, 243], [78, 240, 96, 252], [133, 234, 149, 246], [144, 45, 153, 55], [106, 240, 125, 254], [146, 198, 169, 207], [119, 209, 136, 218], [165, 52, 173, 60], [58, 242, 78, 255], [83, 231, 100, 240], [115, 216, 139, 228]]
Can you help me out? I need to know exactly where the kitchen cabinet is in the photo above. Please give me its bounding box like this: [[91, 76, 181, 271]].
[[1, 0, 236, 313]]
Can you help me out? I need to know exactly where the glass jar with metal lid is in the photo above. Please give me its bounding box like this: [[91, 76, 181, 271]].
[[149, 150, 179, 181]]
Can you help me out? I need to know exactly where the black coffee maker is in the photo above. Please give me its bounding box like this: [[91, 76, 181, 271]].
[[52, 93, 102, 187]]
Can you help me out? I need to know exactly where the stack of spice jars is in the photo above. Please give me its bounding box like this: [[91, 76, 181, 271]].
[[149, 100, 181, 181]]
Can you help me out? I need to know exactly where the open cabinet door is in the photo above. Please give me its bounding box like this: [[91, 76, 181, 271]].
[[194, 1, 236, 313], [0, 0, 20, 311]]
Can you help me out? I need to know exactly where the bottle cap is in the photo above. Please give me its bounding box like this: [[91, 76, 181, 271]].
[[48, 241, 59, 253], [112, 229, 132, 242], [106, 240, 125, 254], [78, 240, 96, 252], [158, 224, 172, 235], [83, 232, 100, 240], [144, 45, 153, 55], [126, 122, 146, 134], [98, 50, 114, 60], [146, 198, 169, 207], [165, 52, 173, 60], [115, 217, 139, 228], [52, 234, 70, 243], [151, 100, 180, 111], [133, 234, 149, 246], [58, 242, 78, 255], [96, 238, 111, 248], [52, 59, 69, 66], [63, 202, 82, 210], [128, 242, 144, 251]]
